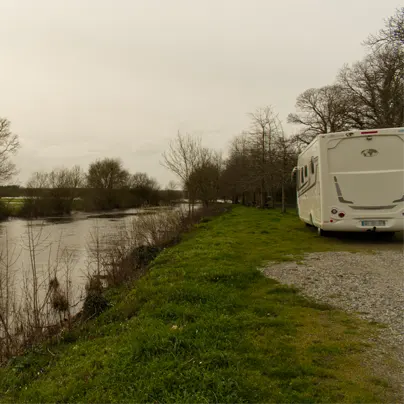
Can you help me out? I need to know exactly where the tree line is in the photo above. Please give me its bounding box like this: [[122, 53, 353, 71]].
[[0, 156, 181, 218], [163, 9, 403, 211], [20, 159, 183, 217], [163, 107, 297, 212], [288, 7, 403, 146]]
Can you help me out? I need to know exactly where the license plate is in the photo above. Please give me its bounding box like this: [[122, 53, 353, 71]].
[[361, 220, 386, 226]]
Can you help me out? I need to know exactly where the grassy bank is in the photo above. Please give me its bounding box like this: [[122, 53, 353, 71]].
[[0, 207, 397, 402]]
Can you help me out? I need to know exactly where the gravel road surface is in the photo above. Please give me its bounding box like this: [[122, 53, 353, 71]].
[[262, 248, 404, 397]]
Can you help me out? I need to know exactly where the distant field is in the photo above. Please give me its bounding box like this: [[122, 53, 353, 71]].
[[0, 197, 25, 214], [0, 197, 85, 215], [0, 197, 26, 201]]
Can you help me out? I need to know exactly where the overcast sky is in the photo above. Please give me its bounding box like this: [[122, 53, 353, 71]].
[[0, 0, 401, 186]]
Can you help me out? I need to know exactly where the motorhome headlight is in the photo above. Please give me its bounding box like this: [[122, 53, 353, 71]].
[[338, 212, 345, 218], [331, 208, 338, 215]]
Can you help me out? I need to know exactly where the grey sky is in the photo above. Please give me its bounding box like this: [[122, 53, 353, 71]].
[[0, 0, 401, 186]]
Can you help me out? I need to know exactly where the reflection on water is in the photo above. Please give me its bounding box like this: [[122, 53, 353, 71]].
[[0, 207, 176, 303]]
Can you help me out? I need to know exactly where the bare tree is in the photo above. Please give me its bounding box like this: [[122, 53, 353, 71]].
[[220, 113, 297, 209], [338, 46, 404, 128], [27, 166, 84, 190], [290, 45, 404, 141], [162, 132, 201, 183], [273, 125, 298, 213], [87, 158, 130, 189], [0, 118, 20, 183], [0, 230, 20, 360], [26, 171, 49, 189], [25, 166, 85, 216], [48, 166, 84, 199], [23, 222, 51, 332], [364, 7, 404, 49], [130, 172, 159, 190], [86, 158, 131, 210], [127, 172, 160, 207], [161, 132, 211, 214], [220, 134, 254, 204], [287, 85, 352, 145], [167, 180, 177, 190], [187, 154, 222, 207], [247, 106, 281, 207], [86, 223, 104, 279]]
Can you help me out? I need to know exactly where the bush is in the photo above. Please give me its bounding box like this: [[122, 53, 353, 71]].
[[82, 292, 109, 320], [0, 199, 10, 220], [19, 197, 73, 218], [82, 277, 109, 320]]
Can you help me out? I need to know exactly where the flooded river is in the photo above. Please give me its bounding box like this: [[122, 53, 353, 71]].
[[0, 207, 174, 305], [0, 206, 401, 308], [1, 208, 402, 280]]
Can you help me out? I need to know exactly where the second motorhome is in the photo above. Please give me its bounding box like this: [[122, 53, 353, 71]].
[[292, 127, 404, 236]]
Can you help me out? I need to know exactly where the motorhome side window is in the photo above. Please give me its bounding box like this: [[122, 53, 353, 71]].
[[310, 159, 315, 174], [304, 165, 308, 177], [300, 168, 304, 184]]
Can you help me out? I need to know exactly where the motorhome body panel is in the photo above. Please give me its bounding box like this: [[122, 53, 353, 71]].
[[296, 139, 321, 225], [296, 128, 404, 232]]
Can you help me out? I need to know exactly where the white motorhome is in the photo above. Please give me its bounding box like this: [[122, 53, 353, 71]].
[[292, 127, 404, 236]]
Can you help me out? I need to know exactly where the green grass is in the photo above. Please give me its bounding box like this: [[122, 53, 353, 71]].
[[0, 197, 86, 216], [0, 197, 25, 215], [0, 207, 398, 403]]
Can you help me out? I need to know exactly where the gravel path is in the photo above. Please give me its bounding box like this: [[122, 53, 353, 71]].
[[262, 250, 404, 395]]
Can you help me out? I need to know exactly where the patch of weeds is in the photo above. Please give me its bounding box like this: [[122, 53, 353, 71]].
[[299, 300, 334, 311], [266, 286, 299, 295], [368, 377, 390, 388]]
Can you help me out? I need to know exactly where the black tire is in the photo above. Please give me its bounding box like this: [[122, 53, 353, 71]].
[[382, 232, 395, 241]]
